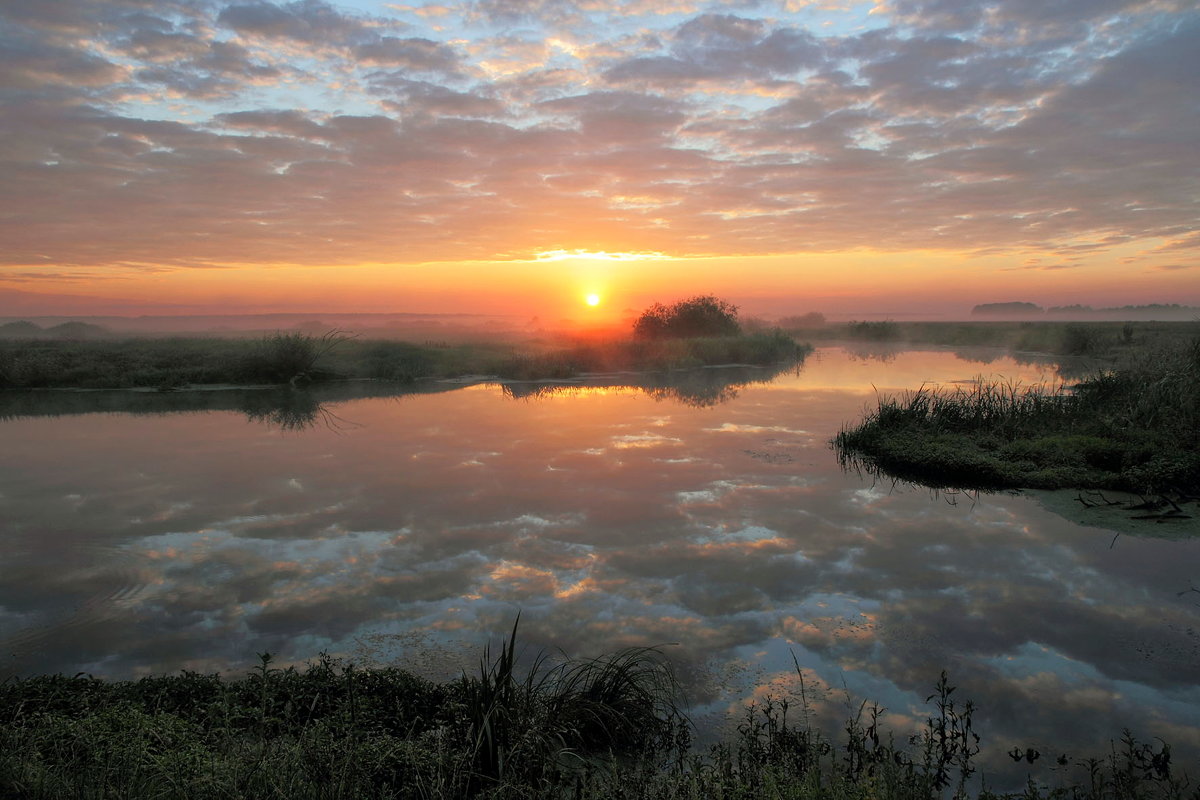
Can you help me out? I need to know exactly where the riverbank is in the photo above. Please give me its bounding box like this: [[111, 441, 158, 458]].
[[0, 330, 808, 390], [834, 336, 1200, 501], [0, 639, 1185, 799], [795, 319, 1200, 361]]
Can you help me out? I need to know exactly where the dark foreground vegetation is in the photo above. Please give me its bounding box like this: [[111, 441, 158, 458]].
[[835, 335, 1200, 499], [0, 630, 1191, 799]]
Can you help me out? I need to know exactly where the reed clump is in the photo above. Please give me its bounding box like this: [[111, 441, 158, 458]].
[[834, 338, 1200, 496]]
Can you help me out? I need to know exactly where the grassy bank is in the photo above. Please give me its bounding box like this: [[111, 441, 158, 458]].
[[834, 337, 1200, 498], [0, 636, 1189, 799], [0, 330, 808, 390], [787, 320, 1200, 361]]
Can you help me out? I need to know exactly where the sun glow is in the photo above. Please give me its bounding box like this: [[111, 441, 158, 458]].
[[535, 249, 670, 262], [585, 293, 601, 306]]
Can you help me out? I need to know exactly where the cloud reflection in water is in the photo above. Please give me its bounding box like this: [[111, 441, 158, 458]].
[[1, 348, 1198, 783]]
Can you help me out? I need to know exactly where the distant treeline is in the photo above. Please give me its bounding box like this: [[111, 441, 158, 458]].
[[0, 320, 110, 339], [972, 302, 1200, 319]]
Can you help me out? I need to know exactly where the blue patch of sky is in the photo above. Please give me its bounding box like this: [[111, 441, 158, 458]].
[[786, 1, 893, 38], [108, 0, 898, 127]]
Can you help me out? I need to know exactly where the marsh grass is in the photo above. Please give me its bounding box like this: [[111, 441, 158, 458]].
[[0, 329, 808, 390], [492, 330, 809, 380], [451, 619, 685, 794], [845, 320, 903, 341], [791, 321, 1200, 364], [834, 338, 1200, 495], [3, 322, 1194, 391], [240, 330, 352, 384], [1, 641, 1191, 800]]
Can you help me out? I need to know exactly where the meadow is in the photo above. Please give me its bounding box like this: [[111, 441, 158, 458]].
[[789, 319, 1198, 360], [0, 329, 807, 390], [0, 629, 1188, 800], [4, 319, 1196, 392]]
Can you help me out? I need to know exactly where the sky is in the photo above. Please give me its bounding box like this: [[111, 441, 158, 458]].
[[1, 0, 1197, 321]]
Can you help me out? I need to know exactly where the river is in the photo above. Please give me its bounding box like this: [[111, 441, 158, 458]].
[[2, 344, 1197, 785]]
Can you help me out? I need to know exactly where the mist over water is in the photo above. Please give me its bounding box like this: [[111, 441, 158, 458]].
[[2, 346, 1198, 785]]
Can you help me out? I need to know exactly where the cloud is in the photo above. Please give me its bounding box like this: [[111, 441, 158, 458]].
[[133, 40, 286, 98], [213, 108, 328, 138], [355, 36, 462, 71], [0, 28, 127, 89], [376, 79, 506, 117], [605, 14, 825, 85], [0, 0, 1196, 274], [218, 0, 388, 46]]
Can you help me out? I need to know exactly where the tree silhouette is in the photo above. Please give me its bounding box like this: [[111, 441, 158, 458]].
[[633, 295, 741, 339]]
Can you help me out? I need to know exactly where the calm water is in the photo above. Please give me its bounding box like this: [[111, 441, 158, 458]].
[[2, 346, 1198, 783]]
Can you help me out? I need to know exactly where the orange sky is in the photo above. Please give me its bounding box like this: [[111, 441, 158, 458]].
[[1, 0, 1197, 320], [6, 245, 1195, 322]]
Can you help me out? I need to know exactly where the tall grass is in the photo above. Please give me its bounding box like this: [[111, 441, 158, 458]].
[[796, 321, 1200, 365], [845, 320, 902, 341], [0, 329, 810, 390], [492, 330, 809, 380], [240, 330, 352, 384], [2, 636, 1190, 799], [452, 618, 683, 793], [834, 338, 1200, 495]]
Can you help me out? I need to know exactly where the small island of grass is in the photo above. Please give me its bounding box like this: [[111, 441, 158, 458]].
[[834, 336, 1200, 508]]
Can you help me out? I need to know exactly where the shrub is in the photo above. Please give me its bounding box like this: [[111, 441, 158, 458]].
[[633, 296, 741, 339], [1061, 323, 1109, 356], [241, 331, 349, 384]]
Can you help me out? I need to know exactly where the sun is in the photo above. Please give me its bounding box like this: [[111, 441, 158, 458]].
[[585, 293, 601, 307]]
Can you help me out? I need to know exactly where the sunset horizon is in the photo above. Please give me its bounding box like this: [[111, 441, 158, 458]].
[[2, 0, 1197, 322], [4, 1, 1200, 788]]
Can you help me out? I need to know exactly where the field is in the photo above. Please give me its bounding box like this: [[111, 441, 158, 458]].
[[0, 329, 807, 390]]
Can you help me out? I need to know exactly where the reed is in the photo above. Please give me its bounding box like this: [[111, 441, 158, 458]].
[[0, 329, 809, 391], [834, 338, 1200, 495], [0, 635, 1191, 799]]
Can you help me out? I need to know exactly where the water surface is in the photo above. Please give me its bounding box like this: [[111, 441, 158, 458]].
[[2, 346, 1197, 784]]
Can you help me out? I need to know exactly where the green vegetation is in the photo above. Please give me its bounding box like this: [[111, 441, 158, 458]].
[[1, 634, 1189, 799], [783, 320, 1200, 362], [633, 295, 742, 339], [966, 302, 1200, 320], [844, 320, 903, 341], [0, 321, 808, 391], [834, 337, 1200, 498], [495, 330, 809, 380], [0, 333, 363, 391]]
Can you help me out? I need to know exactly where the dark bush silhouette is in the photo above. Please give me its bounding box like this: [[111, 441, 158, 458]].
[[633, 295, 741, 339]]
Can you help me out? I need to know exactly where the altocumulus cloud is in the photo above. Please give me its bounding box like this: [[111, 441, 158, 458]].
[[0, 0, 1196, 270]]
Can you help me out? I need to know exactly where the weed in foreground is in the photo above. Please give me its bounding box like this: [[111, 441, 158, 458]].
[[2, 632, 1195, 799]]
